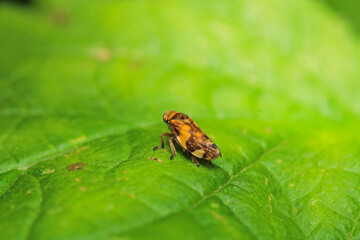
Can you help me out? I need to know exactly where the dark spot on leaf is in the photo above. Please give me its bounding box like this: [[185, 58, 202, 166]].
[[148, 157, 162, 162], [127, 60, 144, 70], [66, 162, 86, 171], [92, 47, 111, 62], [51, 9, 70, 27]]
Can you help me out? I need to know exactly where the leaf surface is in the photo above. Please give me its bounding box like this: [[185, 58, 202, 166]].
[[1, 0, 360, 239]]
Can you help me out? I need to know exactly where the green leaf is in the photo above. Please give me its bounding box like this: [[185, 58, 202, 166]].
[[1, 0, 360, 239]]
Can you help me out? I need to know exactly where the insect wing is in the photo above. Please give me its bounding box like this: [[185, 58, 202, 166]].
[[168, 119, 213, 159]]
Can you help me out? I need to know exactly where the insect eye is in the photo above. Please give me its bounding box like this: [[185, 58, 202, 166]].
[[173, 113, 188, 120]]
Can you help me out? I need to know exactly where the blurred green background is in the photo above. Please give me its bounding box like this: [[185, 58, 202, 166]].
[[1, 0, 360, 239]]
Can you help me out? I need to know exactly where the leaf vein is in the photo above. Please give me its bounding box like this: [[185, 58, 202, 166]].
[[348, 210, 360, 239], [189, 136, 292, 209]]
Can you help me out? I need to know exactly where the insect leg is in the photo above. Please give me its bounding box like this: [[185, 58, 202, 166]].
[[191, 155, 200, 167], [153, 132, 172, 151], [168, 137, 177, 160]]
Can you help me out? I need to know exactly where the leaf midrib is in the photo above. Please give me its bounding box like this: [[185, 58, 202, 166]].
[[117, 135, 296, 236]]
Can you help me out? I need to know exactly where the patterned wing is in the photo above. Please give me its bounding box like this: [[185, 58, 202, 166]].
[[168, 118, 220, 160]]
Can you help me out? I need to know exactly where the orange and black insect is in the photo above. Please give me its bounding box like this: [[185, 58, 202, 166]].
[[153, 111, 222, 167]]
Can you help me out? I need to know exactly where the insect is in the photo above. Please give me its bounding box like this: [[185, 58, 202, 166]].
[[153, 111, 222, 167]]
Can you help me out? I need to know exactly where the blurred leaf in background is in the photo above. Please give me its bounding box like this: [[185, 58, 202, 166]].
[[0, 0, 360, 239]]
